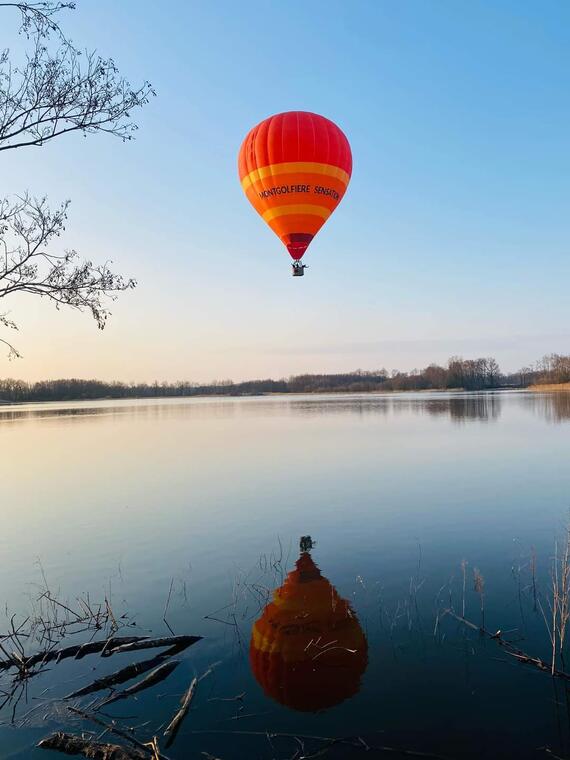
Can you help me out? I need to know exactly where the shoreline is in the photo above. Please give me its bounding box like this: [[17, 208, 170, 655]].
[[0, 386, 528, 407], [3, 385, 569, 408]]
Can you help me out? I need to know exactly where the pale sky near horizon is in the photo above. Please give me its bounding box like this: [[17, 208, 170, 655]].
[[1, 0, 569, 383]]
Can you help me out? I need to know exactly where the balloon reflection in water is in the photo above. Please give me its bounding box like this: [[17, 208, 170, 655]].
[[250, 542, 368, 712]]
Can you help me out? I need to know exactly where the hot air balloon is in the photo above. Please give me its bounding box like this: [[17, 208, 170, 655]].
[[238, 112, 352, 276], [250, 538, 368, 712]]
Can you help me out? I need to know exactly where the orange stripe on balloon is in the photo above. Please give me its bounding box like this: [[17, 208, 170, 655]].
[[262, 204, 331, 223], [241, 162, 350, 192]]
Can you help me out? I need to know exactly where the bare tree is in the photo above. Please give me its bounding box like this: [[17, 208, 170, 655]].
[[0, 2, 154, 356], [0, 194, 135, 358], [486, 357, 500, 387]]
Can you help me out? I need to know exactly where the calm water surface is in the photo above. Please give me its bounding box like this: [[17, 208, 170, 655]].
[[1, 391, 570, 758]]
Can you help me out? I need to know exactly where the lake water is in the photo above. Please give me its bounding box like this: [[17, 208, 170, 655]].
[[2, 391, 570, 759]]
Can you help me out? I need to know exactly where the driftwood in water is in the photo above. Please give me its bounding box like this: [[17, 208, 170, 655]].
[[1, 634, 201, 674], [38, 732, 148, 759], [104, 635, 201, 656], [163, 676, 197, 748], [101, 660, 181, 705], [65, 652, 176, 700], [65, 634, 200, 699], [0, 636, 144, 672]]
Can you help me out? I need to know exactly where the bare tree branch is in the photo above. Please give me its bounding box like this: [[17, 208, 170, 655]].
[[0, 2, 155, 152], [0, 2, 75, 42], [0, 42, 155, 151], [0, 194, 136, 357], [0, 311, 21, 359]]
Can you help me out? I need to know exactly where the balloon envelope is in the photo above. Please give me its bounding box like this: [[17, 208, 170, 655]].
[[238, 111, 352, 261], [250, 551, 368, 712]]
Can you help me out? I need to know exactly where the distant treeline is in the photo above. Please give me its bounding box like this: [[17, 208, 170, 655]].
[[1, 354, 569, 403], [518, 353, 570, 387]]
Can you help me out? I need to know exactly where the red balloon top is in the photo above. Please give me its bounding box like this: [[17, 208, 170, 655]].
[[238, 111, 352, 178]]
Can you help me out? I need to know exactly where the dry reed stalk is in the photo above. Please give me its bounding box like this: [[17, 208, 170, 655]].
[[531, 547, 538, 611], [1, 581, 133, 684], [460, 559, 467, 618], [549, 524, 570, 675], [473, 568, 485, 631], [552, 540, 559, 674], [557, 528, 570, 662]]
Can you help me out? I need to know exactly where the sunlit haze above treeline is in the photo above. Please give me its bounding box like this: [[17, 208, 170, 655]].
[[2, 1, 569, 383]]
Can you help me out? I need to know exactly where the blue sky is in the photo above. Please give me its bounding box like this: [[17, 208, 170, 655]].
[[2, 0, 569, 381]]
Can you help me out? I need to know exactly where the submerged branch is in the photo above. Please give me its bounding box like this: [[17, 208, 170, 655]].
[[163, 676, 197, 748], [100, 659, 180, 706], [443, 609, 570, 681], [65, 652, 180, 700], [103, 636, 201, 657], [0, 636, 145, 673], [67, 707, 172, 760], [38, 732, 149, 759]]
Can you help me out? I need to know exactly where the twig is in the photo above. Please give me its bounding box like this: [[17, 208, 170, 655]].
[[208, 692, 245, 703], [163, 579, 175, 635]]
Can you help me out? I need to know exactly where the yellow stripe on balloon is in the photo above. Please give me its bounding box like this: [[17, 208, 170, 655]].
[[241, 162, 350, 192], [251, 625, 278, 654], [262, 204, 331, 223]]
